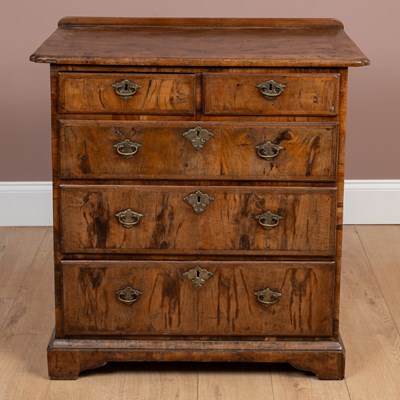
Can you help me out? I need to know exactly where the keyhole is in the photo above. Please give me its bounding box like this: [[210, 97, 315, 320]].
[[196, 128, 201, 138], [269, 83, 273, 90], [124, 83, 129, 91], [196, 269, 200, 278], [197, 195, 201, 203]]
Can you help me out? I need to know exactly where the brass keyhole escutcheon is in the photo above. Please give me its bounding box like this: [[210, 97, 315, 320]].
[[183, 266, 213, 288], [183, 190, 214, 214], [112, 79, 141, 98], [182, 126, 213, 150], [256, 80, 286, 99]]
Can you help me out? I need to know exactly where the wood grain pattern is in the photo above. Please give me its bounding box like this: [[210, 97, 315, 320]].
[[62, 261, 335, 336], [59, 185, 336, 256], [59, 120, 338, 181], [29, 18, 369, 67], [203, 73, 339, 116], [59, 73, 196, 115]]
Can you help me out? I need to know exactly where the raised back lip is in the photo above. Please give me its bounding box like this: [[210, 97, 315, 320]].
[[57, 17, 345, 29]]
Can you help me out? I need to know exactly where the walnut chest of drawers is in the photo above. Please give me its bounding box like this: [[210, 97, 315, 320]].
[[30, 17, 369, 380]]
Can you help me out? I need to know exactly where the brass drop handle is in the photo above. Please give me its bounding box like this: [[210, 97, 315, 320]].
[[112, 79, 141, 98], [256, 141, 283, 160], [255, 211, 283, 230], [254, 288, 281, 307], [115, 208, 143, 228], [115, 286, 143, 306], [113, 139, 142, 158], [256, 80, 286, 99]]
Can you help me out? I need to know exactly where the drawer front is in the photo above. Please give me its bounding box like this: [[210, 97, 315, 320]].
[[60, 185, 336, 256], [60, 121, 338, 181], [203, 73, 339, 116], [58, 73, 196, 115], [62, 261, 335, 337]]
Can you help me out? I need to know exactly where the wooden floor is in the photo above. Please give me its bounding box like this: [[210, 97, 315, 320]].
[[0, 226, 400, 399]]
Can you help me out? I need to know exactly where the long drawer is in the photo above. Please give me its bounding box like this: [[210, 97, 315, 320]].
[[58, 73, 196, 115], [62, 261, 335, 337], [59, 121, 338, 181], [203, 73, 339, 116], [60, 185, 336, 256]]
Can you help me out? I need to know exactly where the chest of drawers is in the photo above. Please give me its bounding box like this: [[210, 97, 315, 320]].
[[30, 17, 369, 380]]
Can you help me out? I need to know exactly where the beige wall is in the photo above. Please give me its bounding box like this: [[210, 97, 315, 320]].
[[0, 0, 396, 180]]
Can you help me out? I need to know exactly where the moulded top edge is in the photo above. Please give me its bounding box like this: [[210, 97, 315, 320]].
[[28, 55, 370, 67]]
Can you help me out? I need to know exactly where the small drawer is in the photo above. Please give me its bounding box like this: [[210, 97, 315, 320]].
[[58, 73, 196, 115], [59, 120, 338, 181], [203, 73, 339, 116], [62, 261, 335, 337], [60, 185, 336, 256]]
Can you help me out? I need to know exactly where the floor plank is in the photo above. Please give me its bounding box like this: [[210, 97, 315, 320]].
[[341, 226, 382, 300], [0, 227, 46, 299], [198, 364, 273, 400], [0, 227, 53, 399], [0, 229, 53, 337], [122, 364, 197, 400], [46, 369, 126, 400], [356, 225, 400, 330], [0, 288, 53, 338], [271, 369, 350, 399], [340, 225, 400, 399], [20, 227, 53, 293], [0, 296, 14, 330], [0, 333, 51, 400]]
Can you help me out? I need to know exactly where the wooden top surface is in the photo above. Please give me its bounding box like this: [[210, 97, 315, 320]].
[[30, 17, 369, 67]]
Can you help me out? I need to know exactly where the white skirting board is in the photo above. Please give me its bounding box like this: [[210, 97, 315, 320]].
[[0, 180, 399, 226], [343, 180, 400, 224], [0, 182, 53, 227]]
